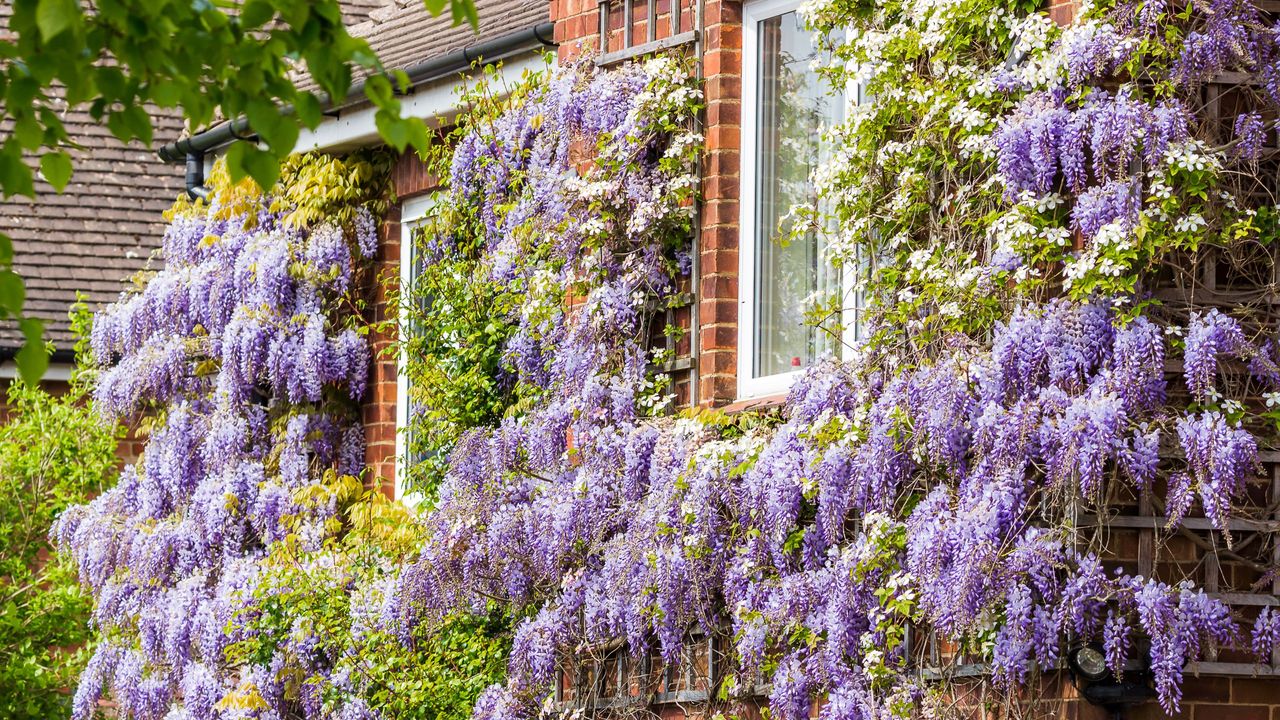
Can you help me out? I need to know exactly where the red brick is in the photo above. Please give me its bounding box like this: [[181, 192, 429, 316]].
[[703, 199, 740, 226], [703, 48, 742, 78], [699, 298, 736, 326], [1194, 705, 1270, 720], [1048, 0, 1078, 25], [702, 173, 740, 202], [1233, 679, 1280, 704], [707, 22, 742, 51], [706, 99, 741, 127], [706, 125, 740, 151], [1130, 703, 1189, 720], [701, 323, 737, 351], [701, 273, 738, 300], [1182, 676, 1231, 703], [706, 74, 742, 102], [704, 149, 740, 177], [700, 374, 737, 405], [699, 247, 737, 274], [700, 349, 737, 374], [702, 225, 738, 251]]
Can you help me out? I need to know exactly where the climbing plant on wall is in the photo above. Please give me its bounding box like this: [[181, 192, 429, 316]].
[[382, 2, 1280, 719], [53, 152, 399, 720]]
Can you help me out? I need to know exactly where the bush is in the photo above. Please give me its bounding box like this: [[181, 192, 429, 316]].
[[0, 305, 121, 718]]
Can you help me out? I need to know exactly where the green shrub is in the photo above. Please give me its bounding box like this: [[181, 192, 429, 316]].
[[0, 304, 121, 718]]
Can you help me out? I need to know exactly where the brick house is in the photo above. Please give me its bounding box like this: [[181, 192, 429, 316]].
[[153, 0, 1280, 718], [0, 9, 184, 462]]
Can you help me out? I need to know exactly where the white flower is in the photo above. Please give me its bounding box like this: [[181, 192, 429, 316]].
[[1174, 213, 1206, 233]]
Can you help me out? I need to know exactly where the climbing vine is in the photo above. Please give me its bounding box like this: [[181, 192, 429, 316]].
[[54, 153, 394, 720], [386, 2, 1280, 720]]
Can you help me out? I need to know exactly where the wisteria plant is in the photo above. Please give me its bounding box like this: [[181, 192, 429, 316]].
[[384, 1, 1280, 719], [54, 153, 395, 720]]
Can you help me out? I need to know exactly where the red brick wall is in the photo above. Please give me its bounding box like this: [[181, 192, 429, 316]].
[[363, 201, 399, 496], [698, 1, 743, 406]]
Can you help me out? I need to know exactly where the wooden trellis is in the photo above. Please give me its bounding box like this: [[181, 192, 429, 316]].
[[554, 634, 720, 711], [596, 0, 702, 67], [552, 4, 1280, 712], [596, 0, 706, 407]]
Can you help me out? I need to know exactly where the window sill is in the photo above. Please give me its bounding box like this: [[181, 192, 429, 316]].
[[720, 393, 788, 414]]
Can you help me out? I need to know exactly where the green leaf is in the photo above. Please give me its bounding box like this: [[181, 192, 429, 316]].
[[36, 0, 78, 41], [149, 81, 182, 107], [375, 111, 410, 152], [225, 141, 281, 191], [294, 93, 323, 129], [245, 99, 299, 155], [0, 146, 35, 199], [123, 105, 153, 145], [240, 0, 275, 28], [0, 271, 24, 317], [0, 232, 14, 266], [16, 318, 47, 386], [403, 117, 430, 155], [39, 151, 72, 192], [364, 75, 395, 106], [12, 116, 44, 150], [452, 0, 479, 29]]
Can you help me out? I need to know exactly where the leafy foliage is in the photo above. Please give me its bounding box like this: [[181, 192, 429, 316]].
[[55, 0, 1280, 717], [0, 301, 121, 719], [396, 66, 549, 496]]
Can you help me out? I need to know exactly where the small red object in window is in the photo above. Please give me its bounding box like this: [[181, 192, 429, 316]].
[[791, 356, 802, 368]]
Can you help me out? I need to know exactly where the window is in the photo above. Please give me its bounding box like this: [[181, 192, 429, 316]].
[[738, 0, 851, 398], [395, 194, 435, 505]]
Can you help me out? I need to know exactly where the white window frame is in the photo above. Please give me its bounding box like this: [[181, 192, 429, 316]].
[[394, 193, 436, 505], [738, 0, 856, 400]]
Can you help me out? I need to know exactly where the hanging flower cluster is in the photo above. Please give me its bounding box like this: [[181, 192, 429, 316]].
[[397, 296, 1269, 718], [53, 154, 390, 720]]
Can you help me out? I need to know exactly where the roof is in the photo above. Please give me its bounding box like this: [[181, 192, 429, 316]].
[[300, 0, 551, 92], [0, 107, 185, 355], [0, 0, 185, 355], [340, 0, 386, 24]]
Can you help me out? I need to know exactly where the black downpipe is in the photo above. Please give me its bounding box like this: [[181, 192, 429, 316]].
[[156, 22, 557, 163], [185, 151, 209, 200]]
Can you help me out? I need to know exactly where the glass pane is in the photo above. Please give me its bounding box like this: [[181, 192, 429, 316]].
[[754, 10, 842, 378]]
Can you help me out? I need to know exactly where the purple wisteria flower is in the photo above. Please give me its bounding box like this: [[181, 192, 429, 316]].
[[1184, 309, 1247, 401], [1234, 112, 1267, 162], [1175, 411, 1258, 533]]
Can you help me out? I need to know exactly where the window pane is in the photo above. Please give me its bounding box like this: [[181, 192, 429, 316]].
[[753, 10, 841, 379]]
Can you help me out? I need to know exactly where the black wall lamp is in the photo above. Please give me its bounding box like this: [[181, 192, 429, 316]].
[[1068, 644, 1157, 719]]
